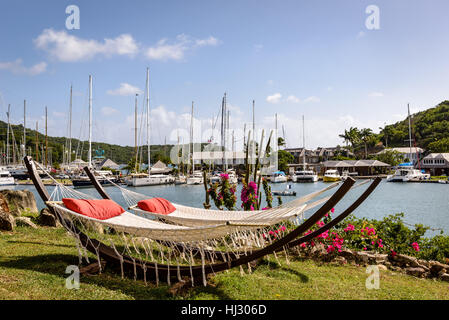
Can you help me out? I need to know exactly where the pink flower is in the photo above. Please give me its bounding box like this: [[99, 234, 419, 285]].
[[220, 173, 229, 180], [391, 250, 397, 257], [344, 224, 355, 232], [331, 208, 335, 213], [262, 207, 269, 210], [327, 245, 335, 253], [411, 242, 420, 252]]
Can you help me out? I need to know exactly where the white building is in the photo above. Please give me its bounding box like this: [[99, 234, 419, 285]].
[[376, 147, 424, 165]]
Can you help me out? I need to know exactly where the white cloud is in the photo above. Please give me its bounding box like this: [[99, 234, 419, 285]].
[[368, 92, 384, 97], [101, 107, 119, 116], [266, 93, 282, 104], [303, 96, 320, 103], [0, 59, 47, 75], [107, 83, 143, 96], [195, 36, 220, 47], [286, 95, 301, 103], [145, 34, 220, 61], [34, 29, 139, 62]]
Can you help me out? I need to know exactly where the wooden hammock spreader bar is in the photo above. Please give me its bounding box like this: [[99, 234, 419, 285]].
[[25, 156, 358, 282]]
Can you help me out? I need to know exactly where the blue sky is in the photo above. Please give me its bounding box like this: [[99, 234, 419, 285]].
[[1, 0, 449, 149]]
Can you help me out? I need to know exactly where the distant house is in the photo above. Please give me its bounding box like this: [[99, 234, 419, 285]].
[[150, 160, 172, 174], [322, 160, 390, 176], [419, 153, 449, 175], [376, 147, 424, 165], [97, 158, 120, 170], [285, 146, 354, 174]]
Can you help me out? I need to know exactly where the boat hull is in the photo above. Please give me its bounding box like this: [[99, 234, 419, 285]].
[[127, 176, 175, 187], [323, 176, 341, 182]]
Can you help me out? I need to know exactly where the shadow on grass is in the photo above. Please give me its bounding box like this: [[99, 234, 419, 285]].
[[252, 258, 309, 283], [6, 240, 74, 248], [0, 253, 234, 300]]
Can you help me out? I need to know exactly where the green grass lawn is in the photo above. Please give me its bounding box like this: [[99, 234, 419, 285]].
[[1, 226, 448, 300]]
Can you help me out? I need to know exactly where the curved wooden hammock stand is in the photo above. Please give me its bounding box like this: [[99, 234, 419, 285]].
[[24, 156, 380, 283]]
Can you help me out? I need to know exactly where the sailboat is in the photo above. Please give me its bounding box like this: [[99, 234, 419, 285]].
[[292, 115, 318, 182], [386, 104, 430, 182], [185, 101, 204, 186], [126, 68, 175, 187], [72, 76, 119, 188]]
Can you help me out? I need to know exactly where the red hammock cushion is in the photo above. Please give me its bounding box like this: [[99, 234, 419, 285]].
[[62, 198, 125, 220], [137, 198, 176, 215]]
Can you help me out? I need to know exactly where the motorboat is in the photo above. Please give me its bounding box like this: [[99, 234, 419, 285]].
[[292, 169, 318, 182], [126, 173, 175, 187], [72, 170, 120, 188], [386, 163, 430, 182], [272, 184, 296, 196], [0, 168, 16, 186], [323, 169, 341, 182], [271, 171, 288, 183], [186, 171, 204, 185]]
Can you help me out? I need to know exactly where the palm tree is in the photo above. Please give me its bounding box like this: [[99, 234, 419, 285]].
[[339, 130, 351, 149], [360, 128, 373, 158]]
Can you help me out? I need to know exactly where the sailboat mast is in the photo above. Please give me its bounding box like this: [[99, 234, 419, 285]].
[[407, 103, 412, 162], [35, 121, 39, 162], [190, 101, 194, 173], [23, 100, 26, 158], [134, 93, 138, 172], [88, 75, 92, 168], [6, 104, 10, 165], [68, 85, 72, 165], [146, 67, 150, 175], [45, 106, 48, 167], [302, 115, 306, 168]]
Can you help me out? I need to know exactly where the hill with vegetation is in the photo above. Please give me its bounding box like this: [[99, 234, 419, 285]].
[[0, 120, 173, 166], [337, 100, 449, 164], [379, 100, 449, 153]]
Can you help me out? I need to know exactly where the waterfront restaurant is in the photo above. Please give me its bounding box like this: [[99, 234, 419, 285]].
[[322, 160, 390, 176], [419, 153, 449, 176]]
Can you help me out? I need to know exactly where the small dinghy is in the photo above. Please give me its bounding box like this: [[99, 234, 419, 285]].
[[272, 184, 297, 196]]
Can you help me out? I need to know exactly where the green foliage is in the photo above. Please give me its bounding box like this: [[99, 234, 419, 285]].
[[379, 100, 449, 152], [374, 150, 405, 166], [337, 213, 449, 263], [0, 120, 174, 165], [277, 149, 294, 173]]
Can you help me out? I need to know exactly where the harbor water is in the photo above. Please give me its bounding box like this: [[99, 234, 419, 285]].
[[14, 180, 449, 236]]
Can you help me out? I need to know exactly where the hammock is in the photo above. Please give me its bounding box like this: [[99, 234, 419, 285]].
[[87, 167, 343, 227], [24, 156, 380, 286], [88, 167, 370, 228]]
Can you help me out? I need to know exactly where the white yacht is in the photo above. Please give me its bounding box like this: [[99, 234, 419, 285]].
[[292, 116, 318, 183], [210, 170, 238, 184], [126, 173, 175, 186], [186, 171, 204, 185], [0, 169, 16, 186], [271, 171, 288, 183], [292, 169, 318, 182], [386, 164, 430, 182]]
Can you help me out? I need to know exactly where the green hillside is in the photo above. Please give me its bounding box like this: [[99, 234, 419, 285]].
[[0, 120, 173, 166], [379, 100, 449, 153]]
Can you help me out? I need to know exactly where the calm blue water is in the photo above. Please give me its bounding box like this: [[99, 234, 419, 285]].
[[15, 180, 449, 236]]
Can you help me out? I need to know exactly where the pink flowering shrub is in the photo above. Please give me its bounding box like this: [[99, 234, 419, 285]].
[[241, 179, 258, 211]]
